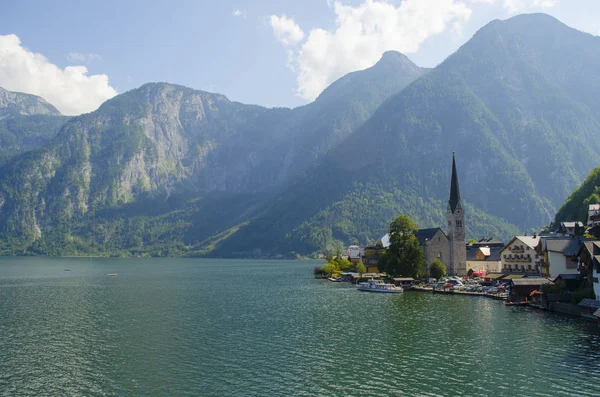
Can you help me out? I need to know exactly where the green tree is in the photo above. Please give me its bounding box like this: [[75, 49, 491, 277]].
[[378, 215, 426, 277], [335, 257, 353, 271], [355, 262, 366, 274], [430, 259, 447, 280], [320, 262, 338, 276]]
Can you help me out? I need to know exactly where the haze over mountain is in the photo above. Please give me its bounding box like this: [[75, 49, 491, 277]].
[[214, 13, 600, 256], [0, 13, 598, 257], [0, 51, 424, 255], [0, 87, 68, 165]]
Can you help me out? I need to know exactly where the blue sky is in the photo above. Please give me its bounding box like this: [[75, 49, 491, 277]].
[[1, 0, 598, 115]]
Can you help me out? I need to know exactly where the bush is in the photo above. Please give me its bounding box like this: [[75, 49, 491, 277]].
[[430, 259, 446, 279]]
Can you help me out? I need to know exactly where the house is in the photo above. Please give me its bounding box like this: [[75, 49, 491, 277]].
[[587, 204, 600, 228], [509, 278, 554, 302], [553, 274, 583, 292], [362, 242, 385, 273], [537, 236, 590, 278], [466, 243, 502, 275], [500, 236, 542, 274], [558, 222, 584, 236], [347, 245, 363, 264], [579, 241, 600, 300], [471, 237, 504, 248]]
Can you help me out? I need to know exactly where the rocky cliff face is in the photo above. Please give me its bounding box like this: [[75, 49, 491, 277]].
[[0, 51, 422, 247], [0, 87, 67, 166], [0, 87, 61, 117], [3, 14, 598, 257]]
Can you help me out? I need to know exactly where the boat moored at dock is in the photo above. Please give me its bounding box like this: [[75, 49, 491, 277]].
[[357, 279, 403, 293]]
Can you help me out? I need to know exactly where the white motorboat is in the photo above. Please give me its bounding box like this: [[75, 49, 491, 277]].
[[357, 279, 403, 293]]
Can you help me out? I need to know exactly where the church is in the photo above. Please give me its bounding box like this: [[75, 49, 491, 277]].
[[409, 154, 467, 276], [379, 153, 467, 276]]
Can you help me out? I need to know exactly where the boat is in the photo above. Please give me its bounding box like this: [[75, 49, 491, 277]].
[[63, 268, 71, 271], [328, 277, 341, 282], [505, 301, 528, 306], [107, 273, 118, 277], [357, 279, 403, 293]]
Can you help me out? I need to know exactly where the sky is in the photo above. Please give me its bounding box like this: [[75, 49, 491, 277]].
[[0, 0, 599, 115]]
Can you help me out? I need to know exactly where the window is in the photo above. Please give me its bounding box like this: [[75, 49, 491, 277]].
[[456, 220, 463, 227]]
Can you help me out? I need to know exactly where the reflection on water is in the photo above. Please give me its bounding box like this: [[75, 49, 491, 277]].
[[1, 257, 599, 396]]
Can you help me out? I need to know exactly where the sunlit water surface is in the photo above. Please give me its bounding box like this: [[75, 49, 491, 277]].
[[1, 257, 600, 396]]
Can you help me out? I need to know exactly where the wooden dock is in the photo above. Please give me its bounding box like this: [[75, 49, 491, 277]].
[[412, 287, 507, 300]]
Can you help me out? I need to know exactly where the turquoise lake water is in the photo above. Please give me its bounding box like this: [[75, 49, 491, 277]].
[[1, 257, 600, 396]]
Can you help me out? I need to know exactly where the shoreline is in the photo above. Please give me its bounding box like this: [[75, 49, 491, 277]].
[[412, 286, 508, 300]]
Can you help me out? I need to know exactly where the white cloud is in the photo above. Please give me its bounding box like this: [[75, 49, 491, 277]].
[[502, 0, 557, 12], [274, 0, 472, 101], [66, 52, 102, 64], [269, 15, 305, 46], [0, 34, 117, 115], [233, 9, 246, 18]]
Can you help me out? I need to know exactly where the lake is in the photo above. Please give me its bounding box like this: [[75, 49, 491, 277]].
[[1, 257, 600, 396]]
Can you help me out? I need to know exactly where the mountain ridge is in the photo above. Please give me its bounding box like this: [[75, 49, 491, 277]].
[[0, 50, 425, 255], [0, 87, 61, 117], [1, 13, 599, 257]]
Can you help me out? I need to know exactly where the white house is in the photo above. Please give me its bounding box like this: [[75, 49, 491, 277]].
[[347, 245, 363, 264], [538, 236, 588, 278], [499, 236, 541, 274]]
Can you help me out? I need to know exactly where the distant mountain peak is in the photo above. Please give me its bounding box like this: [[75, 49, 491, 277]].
[[378, 50, 414, 64], [0, 87, 61, 116], [314, 50, 424, 104]]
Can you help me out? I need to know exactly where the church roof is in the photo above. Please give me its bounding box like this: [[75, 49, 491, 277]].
[[449, 153, 461, 212], [413, 228, 445, 245]]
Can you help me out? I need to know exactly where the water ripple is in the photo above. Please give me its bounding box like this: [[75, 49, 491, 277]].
[[1, 258, 600, 396]]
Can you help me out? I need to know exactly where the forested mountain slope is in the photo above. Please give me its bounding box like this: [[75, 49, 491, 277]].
[[0, 87, 68, 165], [212, 14, 600, 256], [0, 53, 423, 255]]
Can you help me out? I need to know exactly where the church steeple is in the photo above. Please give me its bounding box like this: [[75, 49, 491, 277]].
[[448, 152, 461, 213], [446, 152, 466, 276]]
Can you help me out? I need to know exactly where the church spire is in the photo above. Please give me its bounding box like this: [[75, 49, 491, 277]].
[[449, 152, 461, 212]]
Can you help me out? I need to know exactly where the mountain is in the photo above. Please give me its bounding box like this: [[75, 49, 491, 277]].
[[0, 87, 61, 117], [555, 167, 600, 224], [2, 13, 599, 258], [0, 53, 424, 255], [0, 87, 68, 165], [210, 13, 600, 256], [268, 51, 427, 181]]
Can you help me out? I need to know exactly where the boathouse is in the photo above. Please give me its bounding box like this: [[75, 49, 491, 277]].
[[509, 278, 554, 302]]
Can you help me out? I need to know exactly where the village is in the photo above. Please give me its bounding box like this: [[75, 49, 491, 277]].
[[317, 155, 600, 323]]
